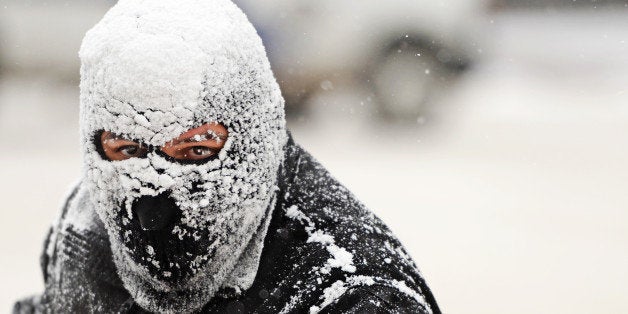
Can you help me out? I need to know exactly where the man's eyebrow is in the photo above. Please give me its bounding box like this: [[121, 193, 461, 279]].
[[103, 131, 136, 142], [175, 129, 227, 143]]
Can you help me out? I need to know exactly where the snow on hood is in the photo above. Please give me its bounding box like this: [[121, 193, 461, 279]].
[[78, 0, 287, 312]]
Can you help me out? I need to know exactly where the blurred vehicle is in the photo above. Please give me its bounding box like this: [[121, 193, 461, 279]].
[[0, 0, 488, 120], [236, 0, 489, 120]]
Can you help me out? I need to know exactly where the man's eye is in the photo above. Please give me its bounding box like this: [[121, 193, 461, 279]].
[[190, 146, 214, 157], [99, 131, 149, 161], [119, 145, 141, 157]]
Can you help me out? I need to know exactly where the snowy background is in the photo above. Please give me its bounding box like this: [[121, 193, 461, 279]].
[[1, 1, 628, 313]]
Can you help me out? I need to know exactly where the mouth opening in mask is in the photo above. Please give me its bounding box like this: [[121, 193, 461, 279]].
[[132, 193, 180, 232], [116, 193, 220, 285]]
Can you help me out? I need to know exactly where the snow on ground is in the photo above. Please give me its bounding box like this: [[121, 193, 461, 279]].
[[1, 8, 627, 314]]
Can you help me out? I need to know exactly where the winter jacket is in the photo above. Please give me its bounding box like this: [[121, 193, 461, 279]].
[[13, 136, 440, 314]]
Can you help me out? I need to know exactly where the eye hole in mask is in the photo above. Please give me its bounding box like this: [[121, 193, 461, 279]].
[[95, 123, 229, 164]]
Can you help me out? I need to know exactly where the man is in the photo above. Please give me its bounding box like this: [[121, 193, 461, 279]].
[[14, 0, 440, 313]]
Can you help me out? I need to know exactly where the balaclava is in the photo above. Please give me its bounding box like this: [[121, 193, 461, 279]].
[[78, 0, 286, 312]]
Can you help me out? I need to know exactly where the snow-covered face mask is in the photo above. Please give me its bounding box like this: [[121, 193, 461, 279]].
[[78, 0, 286, 312]]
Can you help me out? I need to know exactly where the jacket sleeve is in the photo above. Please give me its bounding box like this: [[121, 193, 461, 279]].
[[12, 185, 129, 313], [11, 226, 54, 314], [320, 285, 432, 314], [12, 295, 44, 314], [12, 185, 75, 314]]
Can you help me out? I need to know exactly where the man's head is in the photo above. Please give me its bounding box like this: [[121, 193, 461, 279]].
[[79, 0, 286, 312]]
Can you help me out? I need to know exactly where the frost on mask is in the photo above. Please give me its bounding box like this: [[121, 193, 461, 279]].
[[78, 0, 286, 312]]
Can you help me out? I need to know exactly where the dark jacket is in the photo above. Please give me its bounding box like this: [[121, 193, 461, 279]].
[[14, 137, 440, 314]]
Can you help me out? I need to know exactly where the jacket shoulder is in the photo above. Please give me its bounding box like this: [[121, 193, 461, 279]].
[[320, 284, 432, 314], [267, 142, 440, 313], [35, 184, 129, 313]]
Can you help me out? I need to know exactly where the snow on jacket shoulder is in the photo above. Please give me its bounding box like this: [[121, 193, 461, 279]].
[[13, 136, 440, 314]]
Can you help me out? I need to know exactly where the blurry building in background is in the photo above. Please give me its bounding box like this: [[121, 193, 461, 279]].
[[490, 0, 628, 11], [0, 0, 114, 81]]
